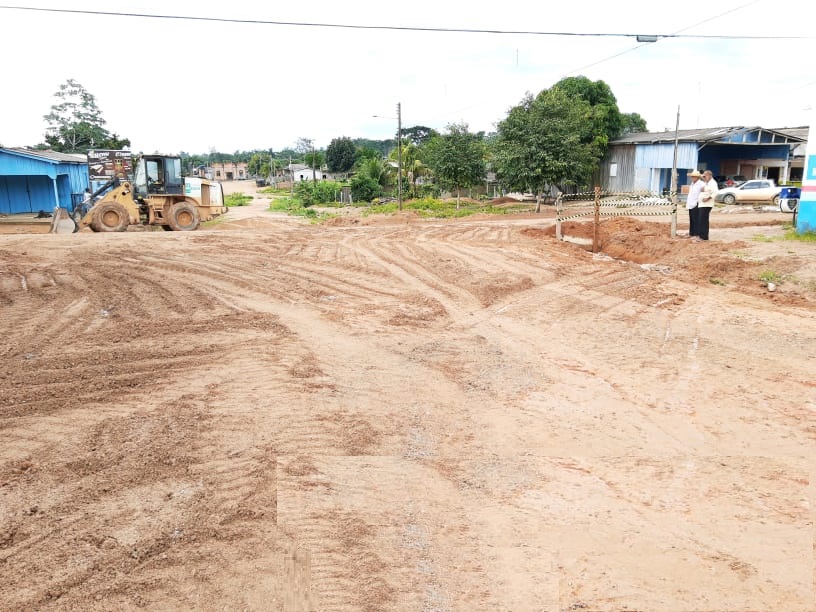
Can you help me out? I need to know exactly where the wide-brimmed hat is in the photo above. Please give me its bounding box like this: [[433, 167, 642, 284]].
[[689, 170, 702, 178]]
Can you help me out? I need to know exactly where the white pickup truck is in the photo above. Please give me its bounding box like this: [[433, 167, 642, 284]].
[[715, 179, 782, 205]]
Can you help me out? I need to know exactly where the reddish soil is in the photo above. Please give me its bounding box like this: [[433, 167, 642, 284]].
[[1, 183, 814, 611]]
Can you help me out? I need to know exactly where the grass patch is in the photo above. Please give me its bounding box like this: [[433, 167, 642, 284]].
[[783, 227, 816, 242], [759, 270, 783, 285], [363, 197, 514, 219], [709, 277, 726, 286], [259, 186, 292, 196], [225, 193, 253, 207], [752, 233, 775, 242], [268, 197, 318, 218], [201, 215, 229, 228]]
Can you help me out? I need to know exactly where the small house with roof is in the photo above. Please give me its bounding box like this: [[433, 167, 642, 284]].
[[0, 148, 88, 214]]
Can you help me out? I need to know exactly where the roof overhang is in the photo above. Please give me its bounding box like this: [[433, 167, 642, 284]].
[[612, 126, 806, 146]]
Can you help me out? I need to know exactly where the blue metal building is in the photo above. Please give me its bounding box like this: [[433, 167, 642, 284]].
[[601, 127, 806, 194], [0, 148, 88, 214]]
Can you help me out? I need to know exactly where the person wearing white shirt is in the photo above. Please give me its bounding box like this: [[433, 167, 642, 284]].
[[697, 170, 719, 241], [685, 170, 704, 239]]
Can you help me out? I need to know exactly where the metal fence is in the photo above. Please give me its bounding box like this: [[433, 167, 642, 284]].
[[555, 187, 678, 251]]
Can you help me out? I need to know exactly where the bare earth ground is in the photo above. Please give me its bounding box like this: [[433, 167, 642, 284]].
[[1, 181, 814, 611]]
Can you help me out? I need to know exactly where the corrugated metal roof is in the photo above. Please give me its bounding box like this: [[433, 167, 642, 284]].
[[2, 147, 87, 164], [612, 126, 806, 145], [771, 126, 809, 140]]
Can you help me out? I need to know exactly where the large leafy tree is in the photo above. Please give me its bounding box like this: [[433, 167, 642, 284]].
[[351, 138, 392, 157], [492, 88, 599, 212], [326, 136, 356, 173], [423, 122, 485, 208], [248, 152, 274, 177], [552, 76, 622, 152], [402, 125, 438, 147], [42, 79, 130, 152], [620, 112, 648, 135]]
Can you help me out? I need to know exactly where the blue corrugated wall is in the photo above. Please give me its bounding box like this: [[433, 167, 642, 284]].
[[0, 150, 88, 213]]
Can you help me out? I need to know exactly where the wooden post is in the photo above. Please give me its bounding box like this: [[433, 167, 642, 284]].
[[670, 105, 680, 238], [670, 198, 678, 237], [555, 194, 562, 240], [593, 186, 601, 253]]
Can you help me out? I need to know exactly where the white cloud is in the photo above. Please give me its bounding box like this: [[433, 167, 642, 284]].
[[1, 0, 812, 154]]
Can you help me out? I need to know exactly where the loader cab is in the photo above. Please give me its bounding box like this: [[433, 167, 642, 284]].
[[134, 155, 184, 197]]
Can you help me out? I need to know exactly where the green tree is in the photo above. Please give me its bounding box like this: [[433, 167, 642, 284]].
[[402, 125, 439, 147], [350, 156, 388, 202], [326, 137, 356, 173], [423, 122, 485, 208], [553, 76, 622, 153], [400, 141, 428, 198], [350, 174, 382, 203], [304, 151, 325, 174], [354, 147, 383, 166], [352, 138, 392, 157], [42, 79, 130, 152], [492, 88, 598, 212], [248, 152, 274, 177], [295, 137, 321, 181], [620, 112, 648, 135], [358, 157, 391, 189]]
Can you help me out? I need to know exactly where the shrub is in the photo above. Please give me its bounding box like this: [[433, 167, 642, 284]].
[[294, 180, 345, 206], [269, 197, 318, 218], [225, 193, 252, 207], [415, 183, 442, 199], [350, 175, 383, 203]]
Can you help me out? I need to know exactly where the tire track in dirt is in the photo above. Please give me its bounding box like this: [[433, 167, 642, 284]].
[[2, 220, 814, 611], [259, 302, 499, 611], [1, 385, 288, 610]]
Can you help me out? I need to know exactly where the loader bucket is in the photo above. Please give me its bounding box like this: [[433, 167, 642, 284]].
[[50, 208, 78, 234], [0, 208, 77, 235]]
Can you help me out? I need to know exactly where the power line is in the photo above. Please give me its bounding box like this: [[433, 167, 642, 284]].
[[0, 4, 813, 40], [561, 0, 771, 76]]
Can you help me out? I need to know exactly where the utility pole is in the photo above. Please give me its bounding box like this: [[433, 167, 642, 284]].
[[312, 144, 316, 183], [397, 102, 403, 211], [670, 105, 680, 238]]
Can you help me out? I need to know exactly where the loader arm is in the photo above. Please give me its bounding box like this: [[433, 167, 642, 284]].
[[79, 182, 141, 232]]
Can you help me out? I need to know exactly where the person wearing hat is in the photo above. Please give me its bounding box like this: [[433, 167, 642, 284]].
[[685, 170, 704, 239], [697, 170, 719, 240]]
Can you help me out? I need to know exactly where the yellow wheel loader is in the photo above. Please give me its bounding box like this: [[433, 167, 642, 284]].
[[79, 155, 227, 232]]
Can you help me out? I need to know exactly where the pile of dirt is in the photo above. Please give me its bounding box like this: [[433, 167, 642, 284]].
[[528, 216, 815, 306], [489, 196, 523, 205]]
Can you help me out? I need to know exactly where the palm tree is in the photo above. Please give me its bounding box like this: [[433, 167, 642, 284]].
[[359, 157, 392, 190]]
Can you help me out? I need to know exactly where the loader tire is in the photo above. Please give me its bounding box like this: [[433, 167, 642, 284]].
[[167, 202, 200, 231], [90, 202, 129, 232]]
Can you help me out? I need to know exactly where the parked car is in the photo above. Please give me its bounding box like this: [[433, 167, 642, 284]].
[[715, 174, 747, 189], [715, 179, 782, 205]]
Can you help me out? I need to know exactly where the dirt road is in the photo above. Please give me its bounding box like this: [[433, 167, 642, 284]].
[[1, 188, 814, 611]]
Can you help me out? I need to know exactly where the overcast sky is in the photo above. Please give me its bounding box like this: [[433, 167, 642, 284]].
[[1, 0, 813, 154]]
